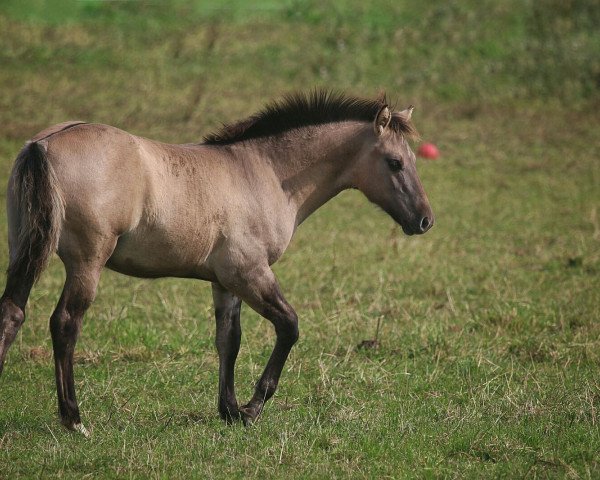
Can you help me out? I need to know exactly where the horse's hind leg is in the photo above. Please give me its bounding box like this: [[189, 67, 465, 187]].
[[0, 192, 36, 374], [50, 266, 100, 436], [0, 273, 35, 375], [50, 235, 116, 435]]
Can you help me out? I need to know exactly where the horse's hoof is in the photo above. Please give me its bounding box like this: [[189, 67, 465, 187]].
[[239, 408, 255, 426], [220, 408, 243, 424], [239, 405, 260, 426], [61, 420, 91, 438], [74, 423, 91, 438]]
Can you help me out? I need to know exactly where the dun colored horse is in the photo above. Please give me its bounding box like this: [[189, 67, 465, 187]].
[[0, 91, 433, 435]]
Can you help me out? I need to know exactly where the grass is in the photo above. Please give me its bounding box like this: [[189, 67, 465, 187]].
[[1, 1, 599, 478]]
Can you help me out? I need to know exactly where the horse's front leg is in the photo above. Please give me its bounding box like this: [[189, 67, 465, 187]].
[[220, 266, 299, 424], [212, 282, 242, 422]]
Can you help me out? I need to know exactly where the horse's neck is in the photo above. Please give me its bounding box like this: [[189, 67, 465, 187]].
[[255, 122, 368, 225]]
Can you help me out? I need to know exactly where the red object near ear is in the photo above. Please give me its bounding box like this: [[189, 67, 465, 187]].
[[417, 143, 439, 159]]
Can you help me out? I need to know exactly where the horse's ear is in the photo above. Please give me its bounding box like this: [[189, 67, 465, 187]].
[[374, 105, 391, 136], [398, 105, 414, 121]]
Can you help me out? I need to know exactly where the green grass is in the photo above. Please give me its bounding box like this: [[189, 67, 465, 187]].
[[1, 1, 599, 478]]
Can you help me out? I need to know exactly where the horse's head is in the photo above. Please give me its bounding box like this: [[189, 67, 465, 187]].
[[350, 104, 434, 235]]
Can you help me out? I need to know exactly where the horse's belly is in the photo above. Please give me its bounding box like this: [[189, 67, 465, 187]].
[[106, 229, 217, 281]]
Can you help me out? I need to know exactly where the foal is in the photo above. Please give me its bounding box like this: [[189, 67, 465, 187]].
[[0, 91, 433, 434]]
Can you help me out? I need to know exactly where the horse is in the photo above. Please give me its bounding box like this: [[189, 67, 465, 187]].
[[0, 90, 433, 435]]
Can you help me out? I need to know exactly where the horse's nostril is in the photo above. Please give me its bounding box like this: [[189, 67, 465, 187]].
[[420, 216, 430, 232]]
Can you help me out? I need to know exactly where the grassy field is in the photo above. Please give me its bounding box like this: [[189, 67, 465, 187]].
[[1, 1, 599, 478]]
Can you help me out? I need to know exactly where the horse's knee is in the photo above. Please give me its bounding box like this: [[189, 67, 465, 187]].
[[277, 309, 299, 346], [287, 312, 299, 344]]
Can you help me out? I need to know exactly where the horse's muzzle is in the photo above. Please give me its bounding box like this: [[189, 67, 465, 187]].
[[400, 215, 434, 235], [419, 215, 433, 233]]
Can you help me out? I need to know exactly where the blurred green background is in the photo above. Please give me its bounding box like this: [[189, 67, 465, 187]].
[[1, 0, 599, 142], [0, 1, 599, 478]]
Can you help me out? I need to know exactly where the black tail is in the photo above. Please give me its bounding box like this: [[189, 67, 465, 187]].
[[7, 141, 64, 284]]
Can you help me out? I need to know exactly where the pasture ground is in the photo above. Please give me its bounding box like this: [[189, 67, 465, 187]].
[[1, 1, 599, 478]]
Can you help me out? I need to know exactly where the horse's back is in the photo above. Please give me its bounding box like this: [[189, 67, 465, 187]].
[[21, 121, 293, 280]]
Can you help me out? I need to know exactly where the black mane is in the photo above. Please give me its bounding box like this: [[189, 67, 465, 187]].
[[203, 90, 417, 145]]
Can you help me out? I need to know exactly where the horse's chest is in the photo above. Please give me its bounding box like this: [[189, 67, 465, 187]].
[[228, 214, 294, 266]]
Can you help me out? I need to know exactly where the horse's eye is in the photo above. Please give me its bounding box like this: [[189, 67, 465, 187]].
[[386, 157, 404, 172]]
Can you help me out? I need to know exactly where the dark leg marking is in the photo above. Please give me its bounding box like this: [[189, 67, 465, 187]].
[[0, 273, 34, 375], [50, 268, 101, 436], [212, 282, 242, 422], [239, 285, 299, 424]]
